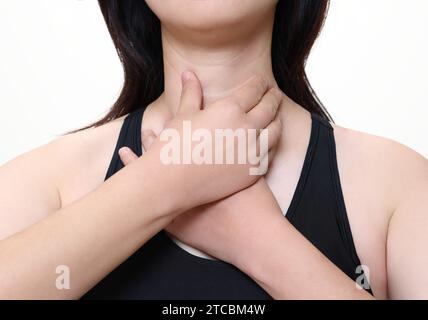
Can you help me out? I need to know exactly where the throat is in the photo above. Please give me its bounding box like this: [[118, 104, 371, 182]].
[[154, 17, 278, 117]]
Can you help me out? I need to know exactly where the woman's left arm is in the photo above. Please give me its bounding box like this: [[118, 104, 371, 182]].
[[165, 173, 428, 300], [164, 178, 374, 299], [385, 187, 428, 299], [383, 153, 428, 299], [120, 141, 428, 300], [233, 148, 428, 300], [231, 208, 375, 300]]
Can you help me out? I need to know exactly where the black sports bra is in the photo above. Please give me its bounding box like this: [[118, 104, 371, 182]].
[[82, 108, 372, 299]]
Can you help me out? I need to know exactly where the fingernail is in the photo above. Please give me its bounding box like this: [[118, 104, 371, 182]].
[[118, 147, 129, 156], [181, 70, 192, 83]]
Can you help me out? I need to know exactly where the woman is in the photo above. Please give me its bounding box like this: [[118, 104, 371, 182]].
[[0, 0, 427, 300]]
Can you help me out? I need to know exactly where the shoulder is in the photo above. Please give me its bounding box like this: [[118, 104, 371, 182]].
[[0, 114, 128, 239], [0, 114, 127, 239], [50, 115, 128, 205], [1, 114, 127, 208], [332, 123, 428, 212], [51, 115, 126, 168]]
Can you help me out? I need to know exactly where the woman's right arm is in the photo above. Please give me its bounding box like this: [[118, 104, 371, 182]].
[[0, 71, 282, 299], [0, 150, 183, 299]]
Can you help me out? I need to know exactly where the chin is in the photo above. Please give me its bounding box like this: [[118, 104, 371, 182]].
[[146, 0, 277, 32]]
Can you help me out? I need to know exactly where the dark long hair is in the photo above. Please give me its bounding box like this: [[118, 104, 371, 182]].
[[90, 0, 331, 128]]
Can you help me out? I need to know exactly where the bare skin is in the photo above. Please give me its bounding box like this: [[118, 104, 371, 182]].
[[121, 86, 428, 299], [1, 0, 427, 299], [0, 74, 282, 299], [1, 74, 427, 299]]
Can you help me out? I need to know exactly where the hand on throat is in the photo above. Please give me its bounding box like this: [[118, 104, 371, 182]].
[[141, 6, 279, 138]]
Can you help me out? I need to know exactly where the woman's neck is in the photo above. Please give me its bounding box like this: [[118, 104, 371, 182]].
[[155, 9, 278, 118]]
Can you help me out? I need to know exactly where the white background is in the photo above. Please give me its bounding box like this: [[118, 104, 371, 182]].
[[0, 0, 427, 165]]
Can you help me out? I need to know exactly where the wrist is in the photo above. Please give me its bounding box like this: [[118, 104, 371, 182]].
[[232, 212, 287, 279], [131, 149, 190, 218]]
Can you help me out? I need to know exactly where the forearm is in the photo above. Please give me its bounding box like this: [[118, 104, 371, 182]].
[[236, 215, 374, 300], [0, 156, 178, 299]]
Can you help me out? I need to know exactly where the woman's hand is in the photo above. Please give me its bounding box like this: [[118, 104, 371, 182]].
[[128, 70, 283, 214], [121, 143, 284, 267], [120, 134, 285, 269], [120, 144, 376, 300]]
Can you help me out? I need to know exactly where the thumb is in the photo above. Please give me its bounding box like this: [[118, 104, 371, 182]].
[[177, 70, 203, 115], [118, 147, 138, 166]]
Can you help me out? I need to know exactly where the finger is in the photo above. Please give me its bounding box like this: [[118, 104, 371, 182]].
[[247, 115, 282, 173], [177, 70, 203, 115], [141, 129, 157, 152], [265, 114, 283, 150], [247, 87, 282, 129], [262, 148, 277, 175], [118, 147, 138, 166], [225, 75, 269, 112], [256, 114, 282, 157], [254, 126, 281, 176]]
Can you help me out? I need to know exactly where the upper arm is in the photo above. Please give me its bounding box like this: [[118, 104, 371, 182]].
[[386, 145, 428, 299], [0, 142, 62, 240], [0, 118, 124, 241]]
